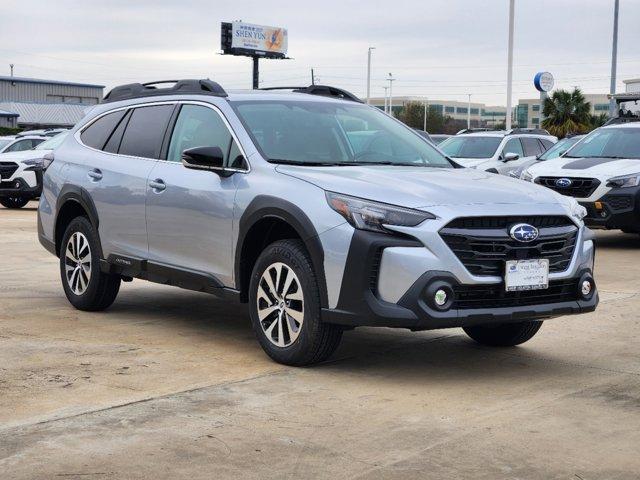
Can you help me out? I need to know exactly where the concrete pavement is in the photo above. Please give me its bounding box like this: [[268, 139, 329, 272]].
[[1, 202, 639, 479]]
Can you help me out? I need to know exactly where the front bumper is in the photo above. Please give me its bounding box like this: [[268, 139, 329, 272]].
[[0, 171, 43, 199], [581, 185, 640, 231], [321, 225, 598, 330]]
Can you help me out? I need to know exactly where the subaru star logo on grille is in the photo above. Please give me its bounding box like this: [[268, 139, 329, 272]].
[[555, 178, 573, 188], [510, 223, 539, 242]]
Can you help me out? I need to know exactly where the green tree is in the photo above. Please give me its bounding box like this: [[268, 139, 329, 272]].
[[589, 112, 609, 130], [397, 101, 425, 129], [541, 88, 592, 138]]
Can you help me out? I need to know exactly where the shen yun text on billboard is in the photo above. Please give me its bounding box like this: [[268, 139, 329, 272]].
[[231, 22, 288, 56]]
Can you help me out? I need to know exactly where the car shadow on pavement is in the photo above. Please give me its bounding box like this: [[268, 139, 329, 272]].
[[594, 232, 640, 250], [102, 285, 568, 381]]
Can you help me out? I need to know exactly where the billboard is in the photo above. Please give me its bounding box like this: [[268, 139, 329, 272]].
[[221, 22, 288, 58]]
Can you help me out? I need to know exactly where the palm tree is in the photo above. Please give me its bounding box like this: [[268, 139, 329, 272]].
[[589, 112, 609, 129], [542, 88, 592, 138]]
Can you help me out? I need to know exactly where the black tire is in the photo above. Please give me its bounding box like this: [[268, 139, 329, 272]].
[[0, 197, 29, 209], [463, 321, 543, 347], [249, 239, 343, 366], [60, 216, 121, 311]]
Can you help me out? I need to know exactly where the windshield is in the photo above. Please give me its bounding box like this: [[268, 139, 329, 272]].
[[0, 139, 11, 150], [232, 100, 452, 167], [566, 128, 640, 159], [35, 131, 69, 150], [439, 136, 502, 159], [539, 136, 581, 160]]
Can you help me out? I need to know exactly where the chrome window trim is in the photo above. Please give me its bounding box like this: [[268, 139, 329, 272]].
[[74, 99, 251, 173]]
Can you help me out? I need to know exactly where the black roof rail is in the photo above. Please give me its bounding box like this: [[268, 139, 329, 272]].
[[102, 79, 227, 103], [506, 128, 551, 135], [456, 128, 493, 135], [604, 116, 640, 126], [260, 84, 363, 103]]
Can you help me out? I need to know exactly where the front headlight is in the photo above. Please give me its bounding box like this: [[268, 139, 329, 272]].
[[520, 170, 534, 182], [606, 173, 640, 188], [326, 192, 435, 233]]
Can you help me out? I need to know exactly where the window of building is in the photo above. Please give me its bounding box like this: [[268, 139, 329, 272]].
[[532, 117, 540, 125], [118, 105, 175, 159], [445, 106, 454, 113], [470, 108, 479, 115], [532, 104, 540, 112], [457, 107, 468, 114], [595, 104, 609, 111]]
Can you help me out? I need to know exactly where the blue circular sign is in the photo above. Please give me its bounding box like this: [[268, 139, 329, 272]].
[[534, 72, 554, 92]]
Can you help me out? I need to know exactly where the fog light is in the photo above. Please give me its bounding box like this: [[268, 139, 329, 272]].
[[434, 289, 448, 306], [581, 280, 592, 297]]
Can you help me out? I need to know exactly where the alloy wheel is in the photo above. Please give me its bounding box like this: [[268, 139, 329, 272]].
[[256, 262, 304, 347], [64, 232, 92, 295]]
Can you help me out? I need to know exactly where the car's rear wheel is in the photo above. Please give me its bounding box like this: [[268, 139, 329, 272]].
[[249, 239, 342, 366], [463, 321, 543, 347], [60, 216, 121, 311], [0, 197, 29, 209]]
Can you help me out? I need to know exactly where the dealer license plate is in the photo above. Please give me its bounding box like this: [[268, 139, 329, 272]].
[[505, 259, 549, 292]]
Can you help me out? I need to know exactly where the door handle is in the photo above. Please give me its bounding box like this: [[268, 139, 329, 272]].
[[87, 168, 103, 181], [149, 179, 166, 192]]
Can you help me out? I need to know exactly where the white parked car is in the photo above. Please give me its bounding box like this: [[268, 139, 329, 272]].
[[511, 135, 586, 179], [439, 129, 557, 175], [0, 135, 46, 154], [522, 122, 640, 233], [0, 131, 68, 208]]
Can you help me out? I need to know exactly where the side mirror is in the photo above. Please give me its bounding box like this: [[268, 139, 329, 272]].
[[182, 146, 226, 173], [503, 152, 519, 162]]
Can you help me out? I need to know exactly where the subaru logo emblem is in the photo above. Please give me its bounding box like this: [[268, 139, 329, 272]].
[[555, 178, 573, 188], [510, 223, 539, 242]]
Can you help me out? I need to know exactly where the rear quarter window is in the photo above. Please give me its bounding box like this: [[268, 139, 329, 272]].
[[81, 110, 128, 150]]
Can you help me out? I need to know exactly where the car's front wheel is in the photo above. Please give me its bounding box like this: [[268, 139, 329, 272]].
[[463, 321, 542, 347], [60, 216, 121, 311], [0, 197, 29, 209], [249, 239, 343, 366]]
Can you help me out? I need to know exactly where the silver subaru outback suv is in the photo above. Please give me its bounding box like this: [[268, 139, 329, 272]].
[[37, 79, 598, 365]]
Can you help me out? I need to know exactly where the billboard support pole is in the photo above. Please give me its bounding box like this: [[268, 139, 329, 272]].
[[252, 56, 259, 89]]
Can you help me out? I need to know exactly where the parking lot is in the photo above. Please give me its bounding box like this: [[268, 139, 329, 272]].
[[0, 202, 638, 479]]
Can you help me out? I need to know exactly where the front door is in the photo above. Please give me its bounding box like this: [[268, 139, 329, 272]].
[[145, 103, 242, 286]]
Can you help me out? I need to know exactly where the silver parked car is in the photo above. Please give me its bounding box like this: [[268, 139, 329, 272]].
[[37, 80, 598, 365]]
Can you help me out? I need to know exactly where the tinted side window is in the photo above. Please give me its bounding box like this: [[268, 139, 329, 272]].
[[167, 105, 233, 163], [502, 138, 524, 157], [521, 137, 543, 157], [119, 105, 174, 159], [539, 139, 553, 150], [104, 110, 131, 154], [81, 110, 128, 150]]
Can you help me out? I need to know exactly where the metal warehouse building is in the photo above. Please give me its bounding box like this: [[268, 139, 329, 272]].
[[0, 76, 104, 129]]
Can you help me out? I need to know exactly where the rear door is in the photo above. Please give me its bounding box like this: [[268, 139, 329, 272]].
[[73, 103, 174, 259], [145, 103, 243, 286]]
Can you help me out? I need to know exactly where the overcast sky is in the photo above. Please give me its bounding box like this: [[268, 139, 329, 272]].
[[1, 0, 638, 106]]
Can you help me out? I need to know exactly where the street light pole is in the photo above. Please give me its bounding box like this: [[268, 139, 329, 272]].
[[383, 86, 389, 113], [506, 0, 515, 130], [387, 73, 395, 116], [609, 0, 620, 118], [366, 47, 375, 105]]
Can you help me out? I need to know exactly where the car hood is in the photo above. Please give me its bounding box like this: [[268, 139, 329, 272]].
[[528, 157, 640, 178], [0, 149, 51, 162], [276, 165, 560, 208]]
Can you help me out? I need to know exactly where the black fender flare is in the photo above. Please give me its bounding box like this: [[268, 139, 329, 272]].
[[55, 184, 102, 256], [236, 195, 328, 308]]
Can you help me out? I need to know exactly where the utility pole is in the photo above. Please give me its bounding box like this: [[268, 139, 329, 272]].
[[387, 73, 395, 116], [9, 64, 14, 77], [506, 0, 515, 130], [252, 56, 259, 89], [311, 68, 315, 85], [467, 94, 472, 129], [383, 86, 389, 113], [423, 98, 429, 131], [366, 47, 375, 104], [609, 0, 620, 118]]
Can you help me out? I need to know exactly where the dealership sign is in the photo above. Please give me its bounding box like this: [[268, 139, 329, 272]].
[[534, 72, 554, 92], [222, 22, 288, 58]]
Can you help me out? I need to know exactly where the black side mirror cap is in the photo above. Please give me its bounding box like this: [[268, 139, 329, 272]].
[[182, 146, 229, 175]]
